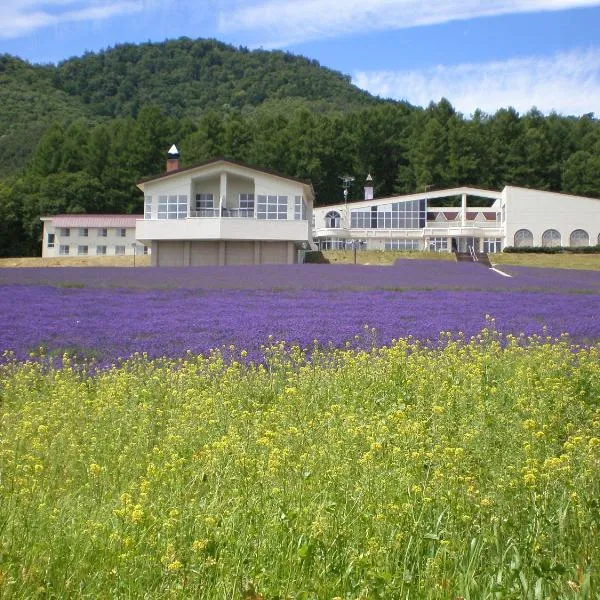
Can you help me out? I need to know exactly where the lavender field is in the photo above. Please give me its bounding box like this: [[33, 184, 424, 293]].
[[2, 260, 599, 363]]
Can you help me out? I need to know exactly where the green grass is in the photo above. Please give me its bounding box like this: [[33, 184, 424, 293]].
[[321, 250, 600, 270], [0, 332, 598, 598], [492, 253, 600, 270]]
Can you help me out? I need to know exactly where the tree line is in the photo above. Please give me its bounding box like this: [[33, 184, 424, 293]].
[[1, 99, 599, 257]]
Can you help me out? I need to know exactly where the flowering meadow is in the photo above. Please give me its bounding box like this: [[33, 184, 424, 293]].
[[0, 262, 599, 598], [1, 262, 599, 364]]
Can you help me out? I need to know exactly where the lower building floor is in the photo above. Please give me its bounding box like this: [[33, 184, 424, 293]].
[[317, 235, 503, 254], [151, 240, 300, 266]]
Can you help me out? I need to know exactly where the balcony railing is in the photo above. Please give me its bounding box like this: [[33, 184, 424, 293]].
[[190, 208, 219, 218], [222, 208, 255, 218], [189, 207, 255, 218]]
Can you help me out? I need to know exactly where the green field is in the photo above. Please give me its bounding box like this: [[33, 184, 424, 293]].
[[1, 331, 598, 598]]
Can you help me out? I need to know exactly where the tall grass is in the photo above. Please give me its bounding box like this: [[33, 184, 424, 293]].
[[0, 330, 598, 598]]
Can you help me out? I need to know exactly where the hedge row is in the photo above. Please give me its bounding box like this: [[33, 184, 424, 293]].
[[503, 245, 600, 254]]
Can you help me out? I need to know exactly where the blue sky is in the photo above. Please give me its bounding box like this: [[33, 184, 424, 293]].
[[2, 0, 600, 116]]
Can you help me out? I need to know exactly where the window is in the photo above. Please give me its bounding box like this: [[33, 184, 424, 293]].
[[117, 228, 127, 237], [428, 238, 448, 252], [325, 211, 341, 228], [143, 246, 150, 255], [144, 195, 152, 219], [78, 228, 88, 237], [256, 195, 288, 220], [542, 229, 561, 248], [351, 210, 371, 229], [294, 196, 306, 221], [514, 229, 533, 248], [77, 245, 88, 256], [195, 193, 214, 209], [96, 246, 107, 255], [483, 238, 502, 253], [385, 239, 421, 251], [159, 195, 188, 219], [59, 228, 70, 237], [318, 237, 347, 250], [115, 245, 126, 256], [239, 193, 255, 217], [98, 228, 108, 237], [47, 233, 55, 248], [570, 229, 589, 248], [59, 245, 70, 255]]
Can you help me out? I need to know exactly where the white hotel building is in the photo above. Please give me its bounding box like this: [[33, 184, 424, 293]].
[[312, 178, 600, 254], [41, 151, 600, 263]]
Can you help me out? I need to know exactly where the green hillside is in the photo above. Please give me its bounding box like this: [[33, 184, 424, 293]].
[[53, 38, 378, 119], [0, 38, 379, 177]]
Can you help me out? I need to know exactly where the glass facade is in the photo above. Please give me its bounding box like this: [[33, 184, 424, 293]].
[[351, 199, 426, 229]]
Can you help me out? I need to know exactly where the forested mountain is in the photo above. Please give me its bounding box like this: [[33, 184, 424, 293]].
[[1, 37, 600, 257]]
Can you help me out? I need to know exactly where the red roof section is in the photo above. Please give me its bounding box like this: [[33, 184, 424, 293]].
[[44, 214, 141, 228]]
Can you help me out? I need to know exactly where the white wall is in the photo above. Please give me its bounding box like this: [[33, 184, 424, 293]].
[[504, 186, 600, 247]]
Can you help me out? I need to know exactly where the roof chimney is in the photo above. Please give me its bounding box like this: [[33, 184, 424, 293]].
[[166, 144, 180, 172], [364, 174, 374, 200]]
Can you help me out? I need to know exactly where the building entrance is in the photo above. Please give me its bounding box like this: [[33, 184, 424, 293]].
[[453, 237, 479, 253]]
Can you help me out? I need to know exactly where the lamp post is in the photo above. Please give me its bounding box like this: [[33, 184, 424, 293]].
[[132, 243, 136, 267]]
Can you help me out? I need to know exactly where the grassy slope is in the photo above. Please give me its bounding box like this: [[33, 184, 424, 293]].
[[491, 253, 600, 270], [322, 250, 600, 269]]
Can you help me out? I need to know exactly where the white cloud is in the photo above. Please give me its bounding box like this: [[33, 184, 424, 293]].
[[218, 0, 600, 47], [353, 48, 600, 116], [0, 0, 146, 39]]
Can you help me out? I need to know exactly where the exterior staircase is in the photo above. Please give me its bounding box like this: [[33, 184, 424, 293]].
[[454, 250, 491, 267]]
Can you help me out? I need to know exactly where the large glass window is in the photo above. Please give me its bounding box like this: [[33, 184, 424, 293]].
[[319, 237, 347, 250], [385, 239, 421, 251], [96, 246, 107, 255], [79, 228, 88, 237], [59, 228, 70, 237], [98, 228, 108, 237], [542, 229, 561, 247], [144, 195, 152, 219], [351, 199, 426, 229], [514, 229, 533, 248], [159, 195, 188, 219], [570, 229, 589, 247], [257, 195, 288, 220], [59, 245, 70, 255], [115, 245, 126, 255], [294, 196, 307, 221], [47, 233, 55, 248], [325, 211, 341, 228], [77, 245, 88, 255]]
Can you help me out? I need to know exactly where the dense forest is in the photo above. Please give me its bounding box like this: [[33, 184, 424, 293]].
[[1, 37, 599, 256]]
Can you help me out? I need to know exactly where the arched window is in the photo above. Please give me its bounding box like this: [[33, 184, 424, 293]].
[[325, 211, 341, 229], [570, 229, 589, 247], [541, 229, 561, 247], [514, 229, 533, 248]]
